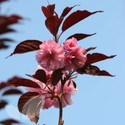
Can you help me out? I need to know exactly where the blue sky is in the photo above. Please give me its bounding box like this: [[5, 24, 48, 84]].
[[0, 0, 125, 125]]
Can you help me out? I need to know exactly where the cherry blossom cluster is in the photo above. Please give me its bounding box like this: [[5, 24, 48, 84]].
[[36, 37, 87, 72], [7, 3, 115, 125], [27, 66, 77, 109], [33, 37, 87, 109]]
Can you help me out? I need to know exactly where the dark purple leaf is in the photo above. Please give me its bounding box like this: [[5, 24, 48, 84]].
[[77, 65, 114, 77], [51, 68, 63, 86], [0, 16, 9, 27], [86, 47, 96, 52], [0, 82, 10, 90], [42, 4, 55, 18], [0, 28, 16, 34], [18, 92, 39, 112], [0, 38, 14, 50], [9, 40, 42, 56], [0, 38, 13, 42], [0, 44, 9, 49], [33, 69, 47, 83], [18, 92, 43, 124], [60, 5, 78, 18], [8, 76, 41, 88], [45, 15, 61, 36], [67, 33, 96, 41], [0, 100, 7, 110], [67, 80, 77, 88], [85, 53, 116, 66], [72, 81, 77, 88], [62, 10, 102, 32], [8, 14, 22, 24], [0, 0, 8, 3], [0, 119, 20, 125], [2, 89, 23, 96], [0, 15, 22, 28]]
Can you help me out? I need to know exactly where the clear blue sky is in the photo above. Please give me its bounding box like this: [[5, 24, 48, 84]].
[[0, 0, 125, 125]]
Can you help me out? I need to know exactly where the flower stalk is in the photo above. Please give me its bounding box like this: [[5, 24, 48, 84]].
[[57, 96, 63, 125]]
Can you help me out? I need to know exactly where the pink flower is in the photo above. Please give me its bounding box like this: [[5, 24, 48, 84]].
[[27, 67, 77, 109], [64, 37, 78, 51], [36, 40, 65, 71], [53, 80, 77, 108], [64, 47, 87, 71], [26, 79, 54, 109]]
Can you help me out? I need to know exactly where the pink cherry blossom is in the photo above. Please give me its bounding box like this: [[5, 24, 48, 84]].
[[64, 37, 78, 51], [26, 79, 54, 109], [53, 80, 77, 108], [64, 47, 87, 71], [27, 80, 77, 109], [36, 40, 65, 71], [27, 67, 77, 109]]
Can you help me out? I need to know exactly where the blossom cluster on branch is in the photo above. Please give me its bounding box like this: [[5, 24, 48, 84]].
[[36, 38, 87, 72], [6, 3, 115, 125]]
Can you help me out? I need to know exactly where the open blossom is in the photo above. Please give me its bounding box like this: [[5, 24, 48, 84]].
[[27, 67, 77, 109], [63, 37, 87, 71], [64, 47, 87, 71], [36, 40, 65, 71], [27, 80, 77, 109], [64, 37, 78, 51], [53, 80, 77, 108]]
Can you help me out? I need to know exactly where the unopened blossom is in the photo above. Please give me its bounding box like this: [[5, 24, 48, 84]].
[[64, 47, 87, 71], [36, 40, 65, 71], [64, 37, 78, 51]]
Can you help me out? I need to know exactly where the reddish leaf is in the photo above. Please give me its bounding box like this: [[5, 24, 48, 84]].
[[0, 15, 22, 28], [0, 16, 9, 27], [0, 28, 16, 34], [77, 65, 114, 77], [51, 68, 63, 86], [0, 44, 9, 49], [0, 82, 11, 90], [45, 15, 61, 36], [9, 40, 42, 56], [8, 76, 41, 88], [67, 33, 96, 41], [18, 92, 39, 112], [0, 119, 20, 125], [44, 5, 77, 35], [0, 38, 14, 49], [67, 80, 77, 88], [86, 47, 96, 52], [8, 14, 22, 24], [32, 69, 47, 83], [72, 81, 77, 88], [42, 4, 55, 18], [18, 92, 43, 124], [0, 100, 7, 110], [0, 0, 8, 3], [85, 53, 116, 66], [60, 5, 78, 19], [0, 38, 13, 42], [2, 89, 23, 96], [62, 10, 102, 32]]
